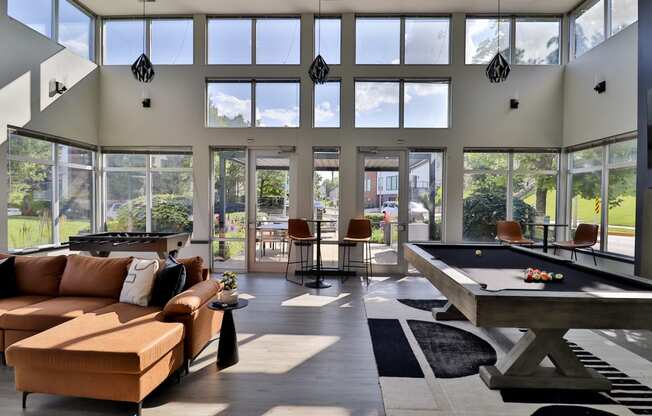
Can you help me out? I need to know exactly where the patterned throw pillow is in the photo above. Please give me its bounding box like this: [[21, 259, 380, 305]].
[[119, 259, 160, 306], [150, 256, 187, 307], [0, 257, 18, 298]]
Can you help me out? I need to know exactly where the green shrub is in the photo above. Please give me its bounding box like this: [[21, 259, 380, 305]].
[[114, 194, 193, 233]]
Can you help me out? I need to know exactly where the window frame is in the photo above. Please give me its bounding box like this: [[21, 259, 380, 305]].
[[102, 151, 193, 233], [355, 15, 452, 66], [205, 79, 301, 129], [7, 132, 97, 253], [464, 15, 562, 66], [354, 78, 451, 129]]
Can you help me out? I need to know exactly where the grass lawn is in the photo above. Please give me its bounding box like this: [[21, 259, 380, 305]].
[[9, 217, 91, 250]]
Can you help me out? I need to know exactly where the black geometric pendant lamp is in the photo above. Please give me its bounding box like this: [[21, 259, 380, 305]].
[[131, 0, 155, 83], [485, 0, 510, 83], [309, 0, 330, 84]]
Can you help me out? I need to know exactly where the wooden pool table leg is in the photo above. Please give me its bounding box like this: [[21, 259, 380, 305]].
[[479, 328, 611, 391], [433, 302, 468, 321]]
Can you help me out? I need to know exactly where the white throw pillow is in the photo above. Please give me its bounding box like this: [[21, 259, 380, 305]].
[[120, 259, 160, 306]]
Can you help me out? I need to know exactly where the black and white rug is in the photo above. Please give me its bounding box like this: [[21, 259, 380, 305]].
[[364, 285, 652, 416]]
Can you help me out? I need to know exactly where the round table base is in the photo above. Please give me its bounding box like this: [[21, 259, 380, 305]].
[[216, 310, 239, 369], [305, 280, 332, 289]]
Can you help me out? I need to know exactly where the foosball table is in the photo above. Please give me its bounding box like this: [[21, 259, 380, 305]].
[[68, 232, 190, 259]]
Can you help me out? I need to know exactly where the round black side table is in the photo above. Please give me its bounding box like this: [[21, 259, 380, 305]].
[[208, 298, 249, 369]]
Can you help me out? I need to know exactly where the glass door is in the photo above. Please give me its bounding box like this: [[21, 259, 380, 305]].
[[211, 149, 247, 271], [360, 149, 408, 274], [248, 149, 295, 272]]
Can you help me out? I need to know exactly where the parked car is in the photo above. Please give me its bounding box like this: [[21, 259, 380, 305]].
[[7, 208, 21, 217], [380, 201, 430, 222], [381, 201, 398, 217]]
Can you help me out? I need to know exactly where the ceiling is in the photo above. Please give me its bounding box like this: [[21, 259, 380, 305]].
[[77, 0, 580, 17]]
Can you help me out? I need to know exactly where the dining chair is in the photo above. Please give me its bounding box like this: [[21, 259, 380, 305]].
[[553, 224, 599, 265], [496, 221, 535, 246]]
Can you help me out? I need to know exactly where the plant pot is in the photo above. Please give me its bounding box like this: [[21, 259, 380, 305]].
[[220, 289, 239, 305]]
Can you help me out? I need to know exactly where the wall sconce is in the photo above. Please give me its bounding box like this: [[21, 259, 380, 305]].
[[510, 98, 520, 109], [594, 80, 607, 94], [48, 80, 67, 97]]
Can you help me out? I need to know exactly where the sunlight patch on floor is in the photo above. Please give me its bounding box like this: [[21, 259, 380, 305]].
[[223, 334, 340, 374], [238, 292, 257, 300], [152, 402, 230, 415], [281, 293, 350, 307], [262, 406, 352, 415]]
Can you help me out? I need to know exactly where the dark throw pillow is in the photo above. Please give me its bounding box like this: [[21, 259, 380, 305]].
[[0, 257, 18, 298], [150, 256, 187, 307]]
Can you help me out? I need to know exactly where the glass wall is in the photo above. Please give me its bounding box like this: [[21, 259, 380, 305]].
[[572, 0, 638, 58], [313, 149, 340, 267], [7, 132, 95, 251], [314, 81, 341, 128], [408, 151, 444, 242], [314, 18, 341, 64], [463, 151, 559, 242], [104, 152, 193, 233], [150, 18, 194, 64]]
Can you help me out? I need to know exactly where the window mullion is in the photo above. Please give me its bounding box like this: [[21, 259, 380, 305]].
[[52, 144, 60, 246], [52, 0, 59, 42], [146, 156, 152, 232], [605, 0, 612, 38], [506, 153, 514, 221], [252, 18, 257, 64]]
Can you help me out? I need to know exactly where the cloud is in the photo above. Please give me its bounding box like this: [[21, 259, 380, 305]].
[[404, 83, 447, 104], [355, 83, 399, 113], [211, 92, 251, 120], [256, 107, 299, 127], [315, 101, 336, 122]]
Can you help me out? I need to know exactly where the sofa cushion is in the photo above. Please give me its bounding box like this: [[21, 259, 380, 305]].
[[59, 255, 133, 299], [1, 297, 116, 332], [0, 254, 66, 296], [6, 303, 183, 374], [177, 257, 204, 289], [151, 257, 186, 308], [120, 259, 160, 307], [0, 257, 17, 298]]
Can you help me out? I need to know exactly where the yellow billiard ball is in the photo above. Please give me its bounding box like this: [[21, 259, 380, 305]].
[[475, 249, 482, 256]]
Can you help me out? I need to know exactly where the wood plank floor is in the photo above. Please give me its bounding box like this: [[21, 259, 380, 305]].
[[0, 274, 387, 416]]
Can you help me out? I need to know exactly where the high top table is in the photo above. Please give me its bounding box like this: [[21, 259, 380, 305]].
[[304, 219, 336, 289], [525, 222, 568, 253]]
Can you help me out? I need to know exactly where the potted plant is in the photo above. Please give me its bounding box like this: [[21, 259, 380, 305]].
[[219, 271, 239, 305]]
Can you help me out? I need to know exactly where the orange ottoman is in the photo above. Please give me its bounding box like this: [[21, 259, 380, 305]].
[[6, 303, 184, 415]]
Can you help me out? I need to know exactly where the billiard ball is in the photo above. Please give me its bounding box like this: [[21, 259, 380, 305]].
[[475, 250, 482, 256], [555, 273, 564, 280]]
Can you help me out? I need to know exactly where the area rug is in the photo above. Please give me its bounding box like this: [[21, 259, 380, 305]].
[[364, 286, 652, 416]]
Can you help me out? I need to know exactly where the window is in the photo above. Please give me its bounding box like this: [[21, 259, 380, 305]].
[[7, 132, 96, 251], [355, 80, 450, 128], [103, 19, 144, 65], [386, 175, 398, 191], [9, 0, 94, 60], [573, 0, 605, 58], [611, 0, 638, 35], [255, 81, 300, 127], [355, 81, 400, 128], [255, 18, 301, 64], [207, 18, 252, 64], [104, 152, 193, 234], [567, 139, 637, 256], [315, 18, 341, 65], [463, 151, 559, 242], [514, 19, 560, 65], [356, 18, 401, 64], [150, 19, 194, 65], [313, 148, 340, 266], [465, 18, 511, 64], [404, 18, 450, 64], [8, 0, 53, 37], [314, 81, 340, 128], [409, 151, 444, 242], [404, 81, 449, 128], [207, 81, 252, 127], [58, 0, 93, 59]]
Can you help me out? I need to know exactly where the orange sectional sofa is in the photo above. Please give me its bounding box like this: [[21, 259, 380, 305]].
[[0, 253, 222, 415]]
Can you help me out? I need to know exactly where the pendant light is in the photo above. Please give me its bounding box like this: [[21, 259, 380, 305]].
[[131, 0, 155, 83], [485, 0, 510, 83], [308, 0, 330, 84]]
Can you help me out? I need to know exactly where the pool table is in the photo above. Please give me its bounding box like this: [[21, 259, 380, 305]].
[[404, 243, 652, 392]]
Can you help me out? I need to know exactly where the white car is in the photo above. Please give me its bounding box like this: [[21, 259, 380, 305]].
[[381, 201, 398, 217], [380, 201, 429, 221], [7, 208, 21, 217]]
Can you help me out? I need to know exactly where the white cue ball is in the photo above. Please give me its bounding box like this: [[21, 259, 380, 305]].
[[475, 250, 482, 256]]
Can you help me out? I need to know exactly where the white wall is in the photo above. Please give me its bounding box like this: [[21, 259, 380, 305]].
[[563, 23, 638, 147], [98, 13, 565, 253]]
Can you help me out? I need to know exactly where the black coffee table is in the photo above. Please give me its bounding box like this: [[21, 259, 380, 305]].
[[208, 299, 249, 369]]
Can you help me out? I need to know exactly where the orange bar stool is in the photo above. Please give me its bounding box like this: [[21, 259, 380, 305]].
[[285, 219, 317, 285], [338, 219, 373, 286]]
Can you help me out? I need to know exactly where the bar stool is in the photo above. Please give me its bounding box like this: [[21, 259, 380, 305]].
[[285, 219, 317, 285], [338, 219, 373, 286]]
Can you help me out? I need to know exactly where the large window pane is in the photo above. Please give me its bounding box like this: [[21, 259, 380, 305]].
[[355, 81, 399, 128], [151, 154, 193, 169], [255, 82, 300, 127], [255, 19, 301, 65], [314, 18, 341, 65], [105, 171, 146, 232], [58, 167, 92, 243], [464, 152, 508, 170], [8, 0, 52, 37], [57, 145, 93, 166], [8, 160, 54, 249], [574, 0, 605, 58], [608, 139, 637, 165], [58, 0, 92, 59], [356, 18, 400, 64], [404, 82, 449, 128], [151, 171, 193, 233], [150, 19, 193, 65], [463, 172, 507, 241], [255, 155, 290, 263], [607, 166, 636, 256], [514, 19, 560, 65], [569, 171, 602, 248], [404, 18, 450, 64], [207, 82, 252, 128], [314, 81, 340, 128], [207, 18, 252, 64], [611, 0, 637, 35], [313, 149, 340, 266], [571, 147, 603, 169], [104, 154, 147, 168], [9, 135, 53, 161], [408, 152, 443, 242], [465, 18, 511, 64], [103, 20, 145, 65]]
